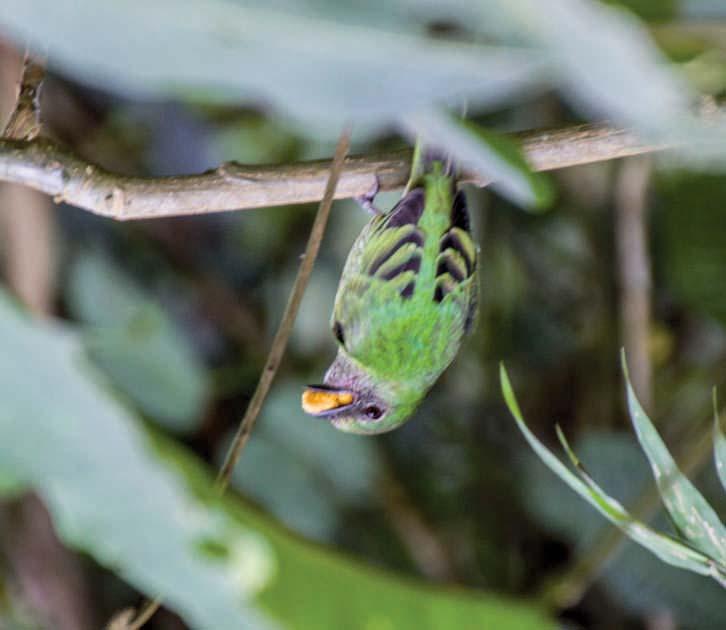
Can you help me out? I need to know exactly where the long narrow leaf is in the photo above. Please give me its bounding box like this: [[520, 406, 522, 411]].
[[622, 352, 726, 564], [500, 364, 725, 581], [714, 389, 726, 494]]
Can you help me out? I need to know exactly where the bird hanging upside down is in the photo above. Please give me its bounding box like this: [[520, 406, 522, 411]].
[[302, 144, 479, 434]]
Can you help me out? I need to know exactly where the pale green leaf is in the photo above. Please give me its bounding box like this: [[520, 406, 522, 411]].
[[622, 351, 726, 564], [0, 291, 274, 630], [5, 0, 726, 160], [402, 0, 726, 167], [521, 430, 726, 626], [403, 112, 553, 210], [500, 364, 726, 582], [712, 389, 726, 494], [161, 435, 557, 630], [67, 250, 210, 433], [0, 0, 545, 134], [0, 288, 555, 630]]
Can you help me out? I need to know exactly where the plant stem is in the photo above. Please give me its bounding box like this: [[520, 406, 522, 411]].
[[120, 126, 351, 630]]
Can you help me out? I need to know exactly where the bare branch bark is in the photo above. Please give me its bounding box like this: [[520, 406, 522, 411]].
[[0, 123, 655, 221]]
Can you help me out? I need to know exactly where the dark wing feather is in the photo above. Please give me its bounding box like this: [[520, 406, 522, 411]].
[[433, 190, 479, 334]]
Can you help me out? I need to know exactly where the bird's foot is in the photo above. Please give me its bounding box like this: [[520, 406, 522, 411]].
[[355, 175, 382, 215]]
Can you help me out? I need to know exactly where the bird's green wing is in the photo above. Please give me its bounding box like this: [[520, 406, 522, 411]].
[[331, 181, 478, 383]]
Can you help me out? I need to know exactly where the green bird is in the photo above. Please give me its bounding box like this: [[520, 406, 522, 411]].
[[302, 144, 479, 434]]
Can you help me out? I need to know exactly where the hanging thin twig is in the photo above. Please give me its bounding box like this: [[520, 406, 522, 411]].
[[118, 125, 351, 630]]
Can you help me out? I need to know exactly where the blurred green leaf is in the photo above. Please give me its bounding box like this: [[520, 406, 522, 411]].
[[1, 0, 544, 134], [457, 0, 690, 127], [0, 472, 25, 498], [66, 249, 146, 327], [5, 0, 726, 162], [402, 0, 726, 166], [0, 289, 554, 630], [500, 364, 726, 582], [403, 112, 554, 209], [623, 353, 726, 564], [67, 250, 209, 433], [714, 391, 726, 493], [603, 0, 677, 21], [163, 436, 556, 630], [0, 291, 273, 630]]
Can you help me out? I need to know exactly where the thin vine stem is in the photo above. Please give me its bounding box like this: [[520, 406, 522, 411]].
[[120, 126, 351, 630]]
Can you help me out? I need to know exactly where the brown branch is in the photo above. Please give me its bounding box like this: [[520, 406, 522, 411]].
[[0, 123, 656, 221], [118, 126, 351, 630]]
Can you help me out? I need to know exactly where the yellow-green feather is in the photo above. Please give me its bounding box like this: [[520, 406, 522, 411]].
[[332, 161, 478, 402]]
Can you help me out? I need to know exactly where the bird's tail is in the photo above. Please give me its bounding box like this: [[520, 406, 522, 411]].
[[404, 137, 455, 195]]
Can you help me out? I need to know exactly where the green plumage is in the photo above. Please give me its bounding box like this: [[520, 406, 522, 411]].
[[305, 153, 479, 434]]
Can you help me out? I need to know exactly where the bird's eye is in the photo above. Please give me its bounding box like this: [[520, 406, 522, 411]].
[[333, 321, 345, 346], [363, 405, 383, 420]]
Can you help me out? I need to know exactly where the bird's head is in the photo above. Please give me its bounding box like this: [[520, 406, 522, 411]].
[[301, 351, 422, 435]]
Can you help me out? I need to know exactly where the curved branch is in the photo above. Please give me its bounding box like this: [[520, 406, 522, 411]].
[[0, 124, 652, 221]]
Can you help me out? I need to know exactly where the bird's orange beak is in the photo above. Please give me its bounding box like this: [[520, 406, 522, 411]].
[[301, 385, 355, 416]]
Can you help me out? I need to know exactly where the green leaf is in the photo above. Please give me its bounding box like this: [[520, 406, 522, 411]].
[[713, 389, 726, 494], [520, 430, 726, 626], [622, 351, 726, 564], [403, 112, 554, 210], [602, 1, 678, 21], [6, 0, 726, 160], [161, 437, 556, 630], [0, 289, 554, 630], [0, 291, 273, 630], [66, 250, 209, 433], [1, 0, 544, 134], [403, 0, 726, 167], [500, 363, 726, 582]]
